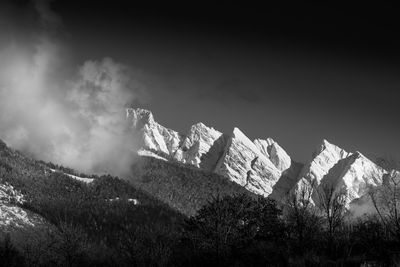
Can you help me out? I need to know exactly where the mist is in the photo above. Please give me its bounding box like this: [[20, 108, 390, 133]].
[[0, 28, 146, 176]]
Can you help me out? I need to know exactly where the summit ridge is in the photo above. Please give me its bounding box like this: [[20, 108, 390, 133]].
[[126, 107, 393, 210]]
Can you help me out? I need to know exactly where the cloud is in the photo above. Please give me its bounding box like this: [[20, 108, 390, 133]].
[[0, 39, 146, 175], [0, 2, 148, 176]]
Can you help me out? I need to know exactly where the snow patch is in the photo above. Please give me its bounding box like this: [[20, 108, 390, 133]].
[[137, 149, 168, 161], [0, 182, 46, 230], [49, 169, 94, 183]]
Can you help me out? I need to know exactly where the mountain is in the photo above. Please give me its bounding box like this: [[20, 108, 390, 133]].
[[127, 108, 292, 197], [288, 140, 388, 207], [175, 122, 224, 168], [0, 107, 397, 265], [128, 108, 394, 211], [290, 140, 352, 203], [213, 127, 281, 196], [254, 138, 291, 172], [323, 152, 385, 202], [0, 138, 201, 266], [0, 138, 185, 242], [127, 108, 183, 159]]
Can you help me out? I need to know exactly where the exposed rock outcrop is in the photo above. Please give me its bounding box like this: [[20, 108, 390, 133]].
[[127, 107, 393, 211]]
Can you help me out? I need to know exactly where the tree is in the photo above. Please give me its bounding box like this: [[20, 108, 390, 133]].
[[350, 215, 392, 265], [21, 227, 60, 267], [51, 222, 89, 267], [181, 194, 286, 266], [118, 224, 176, 267], [371, 171, 400, 240], [369, 157, 400, 245], [315, 183, 347, 257], [0, 234, 25, 267], [284, 179, 322, 257]]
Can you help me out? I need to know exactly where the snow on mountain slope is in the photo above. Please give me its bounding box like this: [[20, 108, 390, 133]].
[[300, 139, 351, 185], [174, 122, 223, 167], [127, 108, 392, 205], [126, 108, 183, 158], [214, 127, 281, 196], [49, 169, 94, 183], [137, 149, 168, 161], [291, 139, 352, 198], [309, 151, 385, 207], [199, 133, 229, 171], [269, 161, 304, 201], [332, 152, 384, 202], [254, 138, 291, 172], [127, 108, 226, 169], [0, 183, 24, 205], [0, 183, 47, 234]]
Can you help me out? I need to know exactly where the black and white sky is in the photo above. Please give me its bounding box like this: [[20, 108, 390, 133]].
[[1, 0, 399, 164]]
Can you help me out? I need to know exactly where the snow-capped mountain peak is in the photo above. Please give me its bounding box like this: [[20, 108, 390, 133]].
[[303, 139, 352, 183], [254, 138, 291, 172], [126, 108, 155, 129], [213, 127, 282, 196], [183, 122, 222, 149], [175, 122, 223, 167], [126, 108, 183, 158], [127, 107, 392, 212]]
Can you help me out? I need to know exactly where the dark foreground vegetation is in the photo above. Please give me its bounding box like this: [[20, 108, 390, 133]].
[[0, 139, 399, 266], [1, 191, 400, 267]]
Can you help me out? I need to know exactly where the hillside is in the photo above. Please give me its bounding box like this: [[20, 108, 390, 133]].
[[129, 156, 254, 216], [0, 132, 399, 266], [0, 138, 188, 265]]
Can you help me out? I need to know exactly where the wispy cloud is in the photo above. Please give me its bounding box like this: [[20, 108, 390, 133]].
[[0, 1, 148, 175]]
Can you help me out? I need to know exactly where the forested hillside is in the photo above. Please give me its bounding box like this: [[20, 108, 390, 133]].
[[129, 156, 254, 216], [1, 138, 400, 266], [0, 138, 256, 266], [0, 139, 185, 266]]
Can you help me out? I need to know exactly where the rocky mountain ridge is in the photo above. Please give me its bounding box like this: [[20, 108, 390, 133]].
[[126, 108, 397, 209]]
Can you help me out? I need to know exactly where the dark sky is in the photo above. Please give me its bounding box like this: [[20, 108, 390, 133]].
[[2, 0, 400, 163]]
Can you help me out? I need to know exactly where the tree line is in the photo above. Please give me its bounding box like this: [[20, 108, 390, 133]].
[[1, 140, 399, 266]]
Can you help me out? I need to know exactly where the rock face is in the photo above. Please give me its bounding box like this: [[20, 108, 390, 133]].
[[127, 108, 226, 167], [291, 140, 387, 207], [127, 108, 291, 196], [254, 138, 291, 172], [174, 122, 223, 168], [269, 161, 304, 201], [126, 108, 183, 159], [214, 128, 282, 196], [324, 152, 385, 203], [127, 107, 393, 210], [298, 139, 352, 187], [290, 140, 351, 200]]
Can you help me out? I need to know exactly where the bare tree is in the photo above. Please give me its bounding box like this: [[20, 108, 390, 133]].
[[118, 225, 173, 267], [315, 183, 347, 255], [285, 179, 322, 255], [51, 221, 89, 267], [369, 157, 400, 241], [21, 226, 59, 267]]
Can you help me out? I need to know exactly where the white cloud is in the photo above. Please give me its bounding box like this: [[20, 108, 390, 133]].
[[0, 38, 146, 176]]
